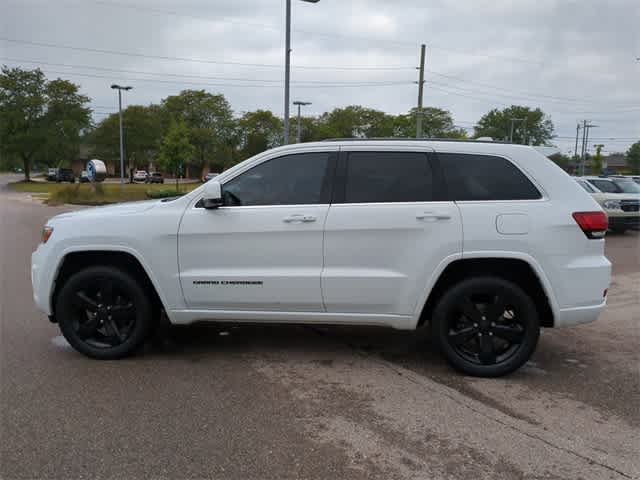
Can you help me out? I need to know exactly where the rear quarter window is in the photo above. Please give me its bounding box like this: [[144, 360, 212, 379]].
[[438, 153, 541, 201]]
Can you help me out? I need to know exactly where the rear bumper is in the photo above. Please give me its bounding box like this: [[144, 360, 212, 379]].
[[555, 300, 606, 327]]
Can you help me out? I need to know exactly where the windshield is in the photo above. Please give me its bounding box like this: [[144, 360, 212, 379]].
[[612, 179, 640, 193], [576, 180, 595, 193]]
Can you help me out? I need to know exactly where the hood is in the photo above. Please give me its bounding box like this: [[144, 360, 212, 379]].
[[50, 199, 161, 223]]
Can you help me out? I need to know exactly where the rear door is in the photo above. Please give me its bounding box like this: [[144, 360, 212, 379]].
[[321, 147, 463, 317]]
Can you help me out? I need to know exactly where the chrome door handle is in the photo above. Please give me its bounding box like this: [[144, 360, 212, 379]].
[[283, 214, 316, 223], [416, 213, 451, 221]]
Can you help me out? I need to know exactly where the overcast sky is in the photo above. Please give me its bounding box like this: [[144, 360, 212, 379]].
[[2, 0, 639, 154]]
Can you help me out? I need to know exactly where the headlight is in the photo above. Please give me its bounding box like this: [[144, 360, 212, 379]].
[[602, 200, 621, 210], [42, 226, 54, 243]]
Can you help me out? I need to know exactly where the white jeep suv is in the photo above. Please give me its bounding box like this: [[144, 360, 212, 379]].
[[31, 140, 611, 377]]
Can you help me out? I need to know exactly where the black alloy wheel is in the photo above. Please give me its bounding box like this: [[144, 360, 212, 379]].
[[56, 266, 153, 359], [431, 276, 540, 377]]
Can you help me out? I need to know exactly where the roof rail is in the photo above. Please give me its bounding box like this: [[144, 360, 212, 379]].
[[319, 137, 510, 144]]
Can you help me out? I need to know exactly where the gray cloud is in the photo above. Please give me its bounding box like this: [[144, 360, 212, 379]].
[[2, 0, 638, 153]]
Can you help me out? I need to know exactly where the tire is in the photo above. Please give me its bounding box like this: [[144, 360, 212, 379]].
[[55, 266, 153, 359], [431, 276, 540, 377]]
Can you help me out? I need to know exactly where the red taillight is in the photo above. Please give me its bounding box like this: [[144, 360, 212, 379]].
[[572, 211, 608, 239]]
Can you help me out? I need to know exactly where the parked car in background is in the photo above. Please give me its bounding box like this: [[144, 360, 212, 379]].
[[79, 171, 90, 183], [133, 170, 148, 183], [584, 176, 640, 196], [576, 177, 640, 233], [56, 168, 75, 183], [32, 140, 612, 377], [146, 172, 164, 184], [47, 168, 59, 181], [203, 172, 220, 182]]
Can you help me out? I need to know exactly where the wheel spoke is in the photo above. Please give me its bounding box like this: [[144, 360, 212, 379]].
[[111, 302, 133, 313], [491, 324, 525, 344], [108, 319, 126, 342], [74, 291, 98, 312], [448, 326, 478, 346], [76, 317, 101, 339], [486, 294, 507, 322], [478, 334, 497, 365], [98, 279, 114, 305], [459, 296, 482, 322]]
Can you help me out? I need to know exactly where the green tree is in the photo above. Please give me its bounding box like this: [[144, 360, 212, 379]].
[[474, 105, 554, 145], [393, 107, 467, 138], [548, 152, 571, 171], [158, 120, 195, 190], [0, 66, 91, 180], [163, 90, 236, 177], [89, 104, 164, 175], [315, 105, 395, 139], [591, 144, 604, 174], [626, 141, 640, 174], [237, 110, 283, 160], [43, 78, 91, 166]]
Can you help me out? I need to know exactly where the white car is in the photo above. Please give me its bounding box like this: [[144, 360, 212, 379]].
[[132, 170, 148, 183], [575, 177, 640, 232], [31, 140, 611, 377]]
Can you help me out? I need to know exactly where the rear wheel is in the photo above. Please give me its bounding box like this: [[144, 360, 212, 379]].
[[55, 266, 153, 359], [431, 276, 540, 377]]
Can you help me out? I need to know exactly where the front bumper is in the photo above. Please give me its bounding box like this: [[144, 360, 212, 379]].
[[608, 215, 640, 230], [31, 245, 52, 315]]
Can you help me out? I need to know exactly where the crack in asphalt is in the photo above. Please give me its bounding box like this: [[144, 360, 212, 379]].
[[307, 326, 633, 479]]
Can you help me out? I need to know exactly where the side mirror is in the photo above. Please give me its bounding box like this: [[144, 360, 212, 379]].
[[202, 180, 223, 209]]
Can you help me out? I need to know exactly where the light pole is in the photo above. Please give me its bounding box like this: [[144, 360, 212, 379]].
[[110, 84, 132, 186], [293, 100, 311, 143], [284, 0, 320, 145]]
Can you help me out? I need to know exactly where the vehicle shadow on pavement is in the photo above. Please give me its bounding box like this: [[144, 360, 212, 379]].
[[139, 319, 639, 428]]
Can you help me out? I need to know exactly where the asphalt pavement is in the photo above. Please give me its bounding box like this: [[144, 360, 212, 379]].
[[1, 174, 638, 479]]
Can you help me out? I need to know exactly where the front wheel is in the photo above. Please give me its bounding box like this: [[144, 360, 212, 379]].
[[55, 266, 153, 359], [431, 276, 540, 377]]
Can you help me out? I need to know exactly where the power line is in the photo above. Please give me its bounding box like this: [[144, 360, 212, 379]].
[[427, 78, 636, 108], [0, 37, 415, 71], [91, 0, 419, 50], [427, 70, 626, 106], [84, 0, 557, 65], [0, 57, 409, 85], [35, 68, 413, 89], [427, 83, 640, 116]]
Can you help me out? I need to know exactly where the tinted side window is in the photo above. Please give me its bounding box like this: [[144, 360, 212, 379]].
[[223, 152, 330, 206], [589, 180, 618, 193], [439, 153, 541, 201], [344, 152, 433, 203]]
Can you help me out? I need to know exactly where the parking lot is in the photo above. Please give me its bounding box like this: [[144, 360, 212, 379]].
[[1, 174, 638, 479]]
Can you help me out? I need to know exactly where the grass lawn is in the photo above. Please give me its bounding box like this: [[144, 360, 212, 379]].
[[9, 181, 200, 205]]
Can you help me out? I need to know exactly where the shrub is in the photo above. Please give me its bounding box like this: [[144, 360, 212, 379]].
[[145, 189, 186, 199]]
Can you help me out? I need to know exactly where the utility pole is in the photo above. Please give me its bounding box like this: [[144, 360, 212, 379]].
[[574, 123, 581, 159], [283, 0, 292, 145], [415, 44, 426, 138], [110, 84, 132, 187], [293, 100, 311, 143], [579, 120, 599, 176], [283, 0, 320, 145], [521, 117, 527, 145]]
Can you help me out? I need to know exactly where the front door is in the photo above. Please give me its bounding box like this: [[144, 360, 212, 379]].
[[179, 151, 335, 312]]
